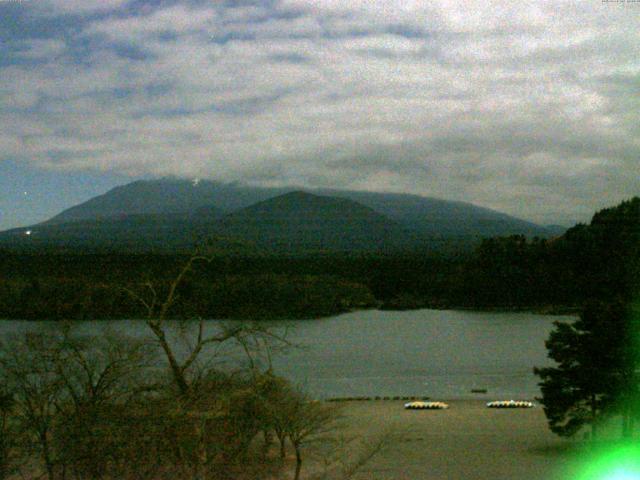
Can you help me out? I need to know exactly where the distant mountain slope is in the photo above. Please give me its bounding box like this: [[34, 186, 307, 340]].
[[214, 191, 408, 252], [319, 189, 554, 237], [0, 179, 561, 253], [543, 225, 568, 237], [0, 211, 250, 253], [0, 192, 409, 254], [46, 180, 278, 224], [44, 179, 556, 237]]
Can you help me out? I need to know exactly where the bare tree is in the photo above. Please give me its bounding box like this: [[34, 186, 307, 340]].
[[331, 428, 402, 480], [0, 331, 65, 480], [268, 388, 397, 480], [274, 390, 337, 480], [124, 251, 290, 480], [125, 252, 284, 395], [0, 326, 157, 480], [253, 372, 296, 461], [57, 325, 153, 405], [0, 390, 15, 480], [51, 327, 153, 480]]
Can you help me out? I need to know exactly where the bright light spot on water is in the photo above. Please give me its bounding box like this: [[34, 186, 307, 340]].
[[192, 178, 200, 186], [25, 230, 32, 236]]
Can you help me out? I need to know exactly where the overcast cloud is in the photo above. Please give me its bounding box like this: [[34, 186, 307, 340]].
[[1, 0, 639, 226]]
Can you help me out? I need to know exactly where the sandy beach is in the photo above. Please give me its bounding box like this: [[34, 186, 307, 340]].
[[317, 400, 582, 480]]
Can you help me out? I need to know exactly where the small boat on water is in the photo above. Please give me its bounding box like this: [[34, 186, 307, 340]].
[[486, 400, 534, 408], [404, 401, 449, 410]]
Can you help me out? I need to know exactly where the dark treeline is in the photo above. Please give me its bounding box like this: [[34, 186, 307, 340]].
[[1, 197, 638, 320], [533, 198, 640, 440], [459, 197, 639, 309], [0, 252, 451, 320]]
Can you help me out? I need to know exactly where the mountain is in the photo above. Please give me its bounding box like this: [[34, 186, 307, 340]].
[[317, 189, 555, 238], [45, 179, 557, 235], [46, 181, 231, 224], [214, 191, 408, 252], [0, 191, 407, 253], [0, 179, 560, 253], [543, 225, 568, 237], [0, 213, 217, 253]]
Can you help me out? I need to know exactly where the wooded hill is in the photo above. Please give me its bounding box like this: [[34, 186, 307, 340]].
[[0, 179, 563, 254], [0, 197, 637, 320]]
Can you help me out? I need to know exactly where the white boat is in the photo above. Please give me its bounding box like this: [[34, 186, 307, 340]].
[[486, 400, 534, 408], [404, 401, 449, 410]]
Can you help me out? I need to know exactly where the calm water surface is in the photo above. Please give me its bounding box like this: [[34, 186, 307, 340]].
[[1, 309, 573, 400], [272, 309, 571, 399]]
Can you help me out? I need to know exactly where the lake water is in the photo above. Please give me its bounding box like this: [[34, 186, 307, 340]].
[[272, 309, 571, 400], [0, 309, 572, 400]]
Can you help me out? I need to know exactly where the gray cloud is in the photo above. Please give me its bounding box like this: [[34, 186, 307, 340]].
[[0, 0, 639, 226]]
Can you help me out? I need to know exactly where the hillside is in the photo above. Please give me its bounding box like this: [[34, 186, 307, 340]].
[[214, 191, 409, 253], [450, 196, 640, 309], [0, 179, 562, 253], [46, 179, 559, 237], [0, 197, 636, 320], [0, 211, 241, 253], [45, 180, 282, 224], [319, 189, 555, 238], [0, 192, 409, 254]]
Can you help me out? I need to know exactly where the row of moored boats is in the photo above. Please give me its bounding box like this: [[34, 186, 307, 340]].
[[404, 400, 535, 410]]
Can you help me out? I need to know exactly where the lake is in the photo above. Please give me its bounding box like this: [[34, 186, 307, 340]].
[[272, 309, 571, 400], [0, 309, 572, 400]]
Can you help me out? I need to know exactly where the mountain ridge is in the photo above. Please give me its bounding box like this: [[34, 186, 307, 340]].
[[44, 178, 557, 235], [0, 179, 564, 253], [212, 190, 408, 253]]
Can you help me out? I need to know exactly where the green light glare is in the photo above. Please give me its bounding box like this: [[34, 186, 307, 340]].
[[575, 444, 640, 480], [609, 471, 639, 480]]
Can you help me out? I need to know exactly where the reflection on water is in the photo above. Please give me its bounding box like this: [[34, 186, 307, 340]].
[[0, 309, 573, 399]]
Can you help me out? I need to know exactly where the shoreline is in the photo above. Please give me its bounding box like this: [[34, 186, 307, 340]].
[[377, 302, 581, 316], [315, 399, 581, 480], [0, 303, 580, 322]]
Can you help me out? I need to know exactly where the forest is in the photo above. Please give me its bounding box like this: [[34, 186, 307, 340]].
[[0, 197, 637, 321]]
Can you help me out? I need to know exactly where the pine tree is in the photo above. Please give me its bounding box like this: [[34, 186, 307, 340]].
[[534, 300, 638, 438]]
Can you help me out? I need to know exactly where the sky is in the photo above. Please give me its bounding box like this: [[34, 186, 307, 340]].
[[0, 0, 639, 231]]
